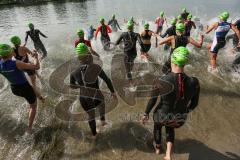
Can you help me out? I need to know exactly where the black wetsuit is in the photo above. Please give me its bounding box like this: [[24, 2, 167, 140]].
[[162, 35, 189, 74], [108, 19, 121, 32], [226, 19, 240, 52], [141, 30, 152, 53], [145, 73, 200, 145], [184, 21, 195, 37], [181, 12, 189, 20], [161, 25, 176, 50], [25, 29, 47, 58], [70, 63, 115, 136], [115, 31, 143, 80], [14, 46, 36, 76]]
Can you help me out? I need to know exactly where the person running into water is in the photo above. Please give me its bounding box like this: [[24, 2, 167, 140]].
[[115, 21, 144, 89], [0, 44, 40, 134], [226, 18, 240, 53], [184, 14, 196, 37], [155, 11, 167, 35], [95, 18, 112, 50], [25, 23, 48, 60], [140, 23, 156, 59], [10, 36, 45, 101], [108, 14, 122, 32], [87, 25, 96, 41], [159, 23, 203, 74], [181, 8, 189, 20], [205, 12, 240, 70], [161, 18, 177, 50], [193, 16, 204, 31], [125, 17, 138, 26], [141, 47, 200, 160], [70, 43, 116, 138], [74, 29, 99, 57]]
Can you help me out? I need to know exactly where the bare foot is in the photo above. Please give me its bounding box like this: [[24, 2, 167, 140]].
[[26, 128, 33, 135], [154, 144, 161, 155], [164, 156, 171, 160], [39, 95, 47, 103]]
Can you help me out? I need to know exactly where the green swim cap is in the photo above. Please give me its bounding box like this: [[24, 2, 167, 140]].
[[182, 8, 187, 12], [28, 23, 34, 28], [112, 14, 116, 19], [187, 14, 192, 20], [171, 18, 177, 25], [100, 18, 105, 23], [144, 23, 149, 29], [176, 23, 185, 33], [0, 44, 13, 57], [77, 29, 84, 37], [171, 47, 189, 67], [219, 11, 229, 21], [127, 21, 134, 30], [160, 11, 164, 17], [10, 36, 21, 46], [76, 43, 89, 56], [177, 15, 183, 20]]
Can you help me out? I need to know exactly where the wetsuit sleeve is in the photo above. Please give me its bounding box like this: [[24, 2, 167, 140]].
[[187, 77, 200, 112], [107, 25, 112, 33], [161, 28, 169, 38], [25, 31, 29, 43], [145, 95, 158, 115], [74, 39, 79, 48], [115, 33, 124, 45], [39, 30, 47, 38], [95, 26, 101, 38], [99, 70, 115, 93], [70, 73, 77, 88], [116, 20, 121, 30]]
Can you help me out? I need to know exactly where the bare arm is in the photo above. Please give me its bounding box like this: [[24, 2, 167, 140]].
[[23, 46, 34, 56], [16, 53, 40, 71], [188, 33, 203, 48], [231, 24, 240, 44], [159, 36, 173, 46], [205, 22, 218, 34]]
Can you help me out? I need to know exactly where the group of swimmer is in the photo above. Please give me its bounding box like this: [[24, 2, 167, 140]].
[[0, 7, 240, 160]]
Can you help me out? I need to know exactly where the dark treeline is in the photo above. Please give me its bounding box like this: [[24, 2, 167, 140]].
[[0, 0, 88, 5]]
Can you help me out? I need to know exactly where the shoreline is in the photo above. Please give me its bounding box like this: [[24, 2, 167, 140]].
[[0, 0, 87, 5]]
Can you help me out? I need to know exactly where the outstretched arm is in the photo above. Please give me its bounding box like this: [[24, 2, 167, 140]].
[[159, 36, 172, 46], [231, 24, 240, 45], [16, 53, 40, 71], [116, 20, 121, 30], [39, 30, 48, 38], [188, 33, 203, 48], [95, 26, 101, 39], [205, 22, 218, 34], [25, 32, 29, 45]]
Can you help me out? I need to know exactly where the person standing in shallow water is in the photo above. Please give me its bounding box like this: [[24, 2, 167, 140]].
[[10, 36, 45, 101], [0, 44, 40, 134], [108, 14, 122, 32], [115, 21, 144, 89], [141, 47, 200, 160], [25, 23, 48, 60], [95, 18, 112, 50], [70, 43, 117, 138], [205, 11, 240, 70], [87, 25, 96, 41]]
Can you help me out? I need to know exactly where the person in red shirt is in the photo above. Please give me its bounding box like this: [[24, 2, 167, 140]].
[[75, 29, 99, 57], [95, 18, 112, 50]]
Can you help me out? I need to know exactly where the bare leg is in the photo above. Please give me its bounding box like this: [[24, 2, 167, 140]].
[[206, 43, 217, 70], [27, 101, 37, 134], [164, 142, 173, 160], [29, 75, 45, 102]]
